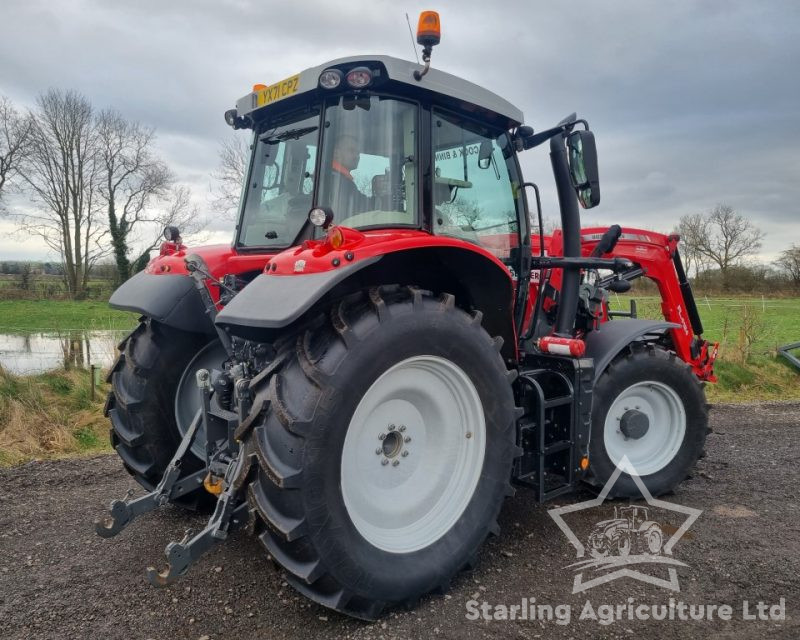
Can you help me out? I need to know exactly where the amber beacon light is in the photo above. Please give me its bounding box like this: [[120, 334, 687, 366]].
[[416, 11, 441, 47], [413, 11, 441, 81]]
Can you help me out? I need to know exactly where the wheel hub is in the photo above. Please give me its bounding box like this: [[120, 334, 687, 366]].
[[619, 409, 649, 439], [376, 425, 411, 466], [603, 381, 687, 476]]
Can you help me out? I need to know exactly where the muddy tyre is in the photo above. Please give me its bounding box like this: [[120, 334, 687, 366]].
[[243, 287, 519, 619], [588, 344, 708, 498], [105, 320, 223, 509]]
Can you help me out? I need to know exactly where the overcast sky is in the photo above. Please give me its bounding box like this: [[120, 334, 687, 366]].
[[1, 0, 797, 261]]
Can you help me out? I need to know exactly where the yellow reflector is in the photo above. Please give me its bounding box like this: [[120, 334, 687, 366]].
[[203, 472, 224, 496], [580, 456, 590, 471]]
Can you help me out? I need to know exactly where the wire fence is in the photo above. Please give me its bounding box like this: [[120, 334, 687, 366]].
[[0, 274, 116, 301], [0, 284, 116, 301]]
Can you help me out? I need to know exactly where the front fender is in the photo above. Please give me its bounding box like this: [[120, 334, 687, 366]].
[[584, 319, 679, 381], [109, 272, 214, 334]]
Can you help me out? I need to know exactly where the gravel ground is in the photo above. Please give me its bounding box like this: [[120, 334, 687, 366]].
[[1, 402, 798, 640]]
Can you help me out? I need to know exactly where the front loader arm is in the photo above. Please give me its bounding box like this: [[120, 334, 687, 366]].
[[580, 227, 717, 381]]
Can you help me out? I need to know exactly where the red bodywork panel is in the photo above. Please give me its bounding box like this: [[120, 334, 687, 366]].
[[144, 224, 715, 382], [145, 243, 274, 303], [265, 228, 512, 275]]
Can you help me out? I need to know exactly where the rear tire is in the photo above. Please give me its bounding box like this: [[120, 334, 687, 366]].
[[243, 287, 519, 619], [105, 320, 220, 509], [588, 344, 707, 498]]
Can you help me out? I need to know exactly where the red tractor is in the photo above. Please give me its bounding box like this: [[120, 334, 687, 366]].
[[97, 12, 716, 620]]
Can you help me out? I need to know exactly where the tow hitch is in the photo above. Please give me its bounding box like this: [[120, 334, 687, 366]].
[[95, 366, 250, 583], [146, 451, 249, 585]]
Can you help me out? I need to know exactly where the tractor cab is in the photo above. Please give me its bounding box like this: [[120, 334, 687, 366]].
[[226, 53, 529, 276], [617, 505, 650, 527]]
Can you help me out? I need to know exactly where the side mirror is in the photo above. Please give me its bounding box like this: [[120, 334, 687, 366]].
[[163, 225, 181, 242], [567, 130, 600, 209], [477, 140, 493, 169]]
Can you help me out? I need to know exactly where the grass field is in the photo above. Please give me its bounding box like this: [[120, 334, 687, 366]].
[[0, 300, 137, 333], [0, 297, 797, 465]]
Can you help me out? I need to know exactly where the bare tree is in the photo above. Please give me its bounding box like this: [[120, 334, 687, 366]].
[[17, 90, 106, 298], [776, 244, 800, 290], [678, 204, 764, 288], [0, 96, 32, 206], [96, 109, 173, 283], [541, 216, 561, 235], [210, 135, 249, 218], [127, 184, 202, 275], [676, 213, 710, 277]]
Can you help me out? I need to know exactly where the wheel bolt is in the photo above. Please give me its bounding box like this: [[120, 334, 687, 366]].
[[392, 460, 400, 467], [379, 433, 385, 440], [401, 451, 409, 457], [404, 436, 411, 443], [375, 448, 382, 455], [388, 424, 396, 431], [381, 459, 389, 466], [399, 425, 406, 432]]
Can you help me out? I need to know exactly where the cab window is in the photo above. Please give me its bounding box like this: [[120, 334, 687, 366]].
[[432, 110, 520, 264], [317, 96, 418, 230], [238, 112, 319, 248]]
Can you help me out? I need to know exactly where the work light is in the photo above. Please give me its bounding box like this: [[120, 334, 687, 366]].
[[319, 69, 343, 89]]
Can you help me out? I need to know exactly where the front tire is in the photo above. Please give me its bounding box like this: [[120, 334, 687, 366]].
[[243, 287, 518, 619], [588, 344, 708, 498]]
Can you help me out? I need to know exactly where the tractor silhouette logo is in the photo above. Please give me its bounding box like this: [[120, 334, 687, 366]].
[[587, 505, 664, 558], [548, 456, 702, 593]]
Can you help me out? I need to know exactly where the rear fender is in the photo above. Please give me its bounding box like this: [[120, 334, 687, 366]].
[[216, 245, 517, 360], [584, 319, 679, 381], [109, 272, 214, 335]]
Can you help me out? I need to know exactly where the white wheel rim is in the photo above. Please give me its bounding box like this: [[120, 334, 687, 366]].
[[603, 381, 686, 476], [340, 355, 486, 554]]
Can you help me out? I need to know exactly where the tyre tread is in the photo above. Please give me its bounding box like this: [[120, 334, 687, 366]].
[[245, 286, 516, 619]]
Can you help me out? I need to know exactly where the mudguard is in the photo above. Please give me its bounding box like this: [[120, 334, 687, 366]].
[[215, 257, 380, 329], [584, 319, 679, 381], [109, 272, 214, 334]]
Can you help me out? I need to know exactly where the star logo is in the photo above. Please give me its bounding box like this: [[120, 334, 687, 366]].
[[548, 456, 702, 593]]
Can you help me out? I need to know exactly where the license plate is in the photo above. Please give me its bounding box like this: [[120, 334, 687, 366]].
[[255, 75, 300, 107]]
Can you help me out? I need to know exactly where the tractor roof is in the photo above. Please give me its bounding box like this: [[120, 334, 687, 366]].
[[235, 55, 524, 130]]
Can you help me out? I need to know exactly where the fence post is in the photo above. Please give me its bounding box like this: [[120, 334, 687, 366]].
[[90, 364, 97, 401]]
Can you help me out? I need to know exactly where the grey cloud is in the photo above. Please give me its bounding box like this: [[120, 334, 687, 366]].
[[0, 0, 797, 260]]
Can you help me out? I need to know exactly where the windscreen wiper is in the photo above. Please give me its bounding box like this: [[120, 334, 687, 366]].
[[260, 126, 318, 144]]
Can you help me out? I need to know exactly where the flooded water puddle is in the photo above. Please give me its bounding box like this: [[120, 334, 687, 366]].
[[0, 330, 129, 375]]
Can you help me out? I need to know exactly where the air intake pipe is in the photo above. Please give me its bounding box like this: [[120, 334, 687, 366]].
[[550, 130, 581, 337]]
